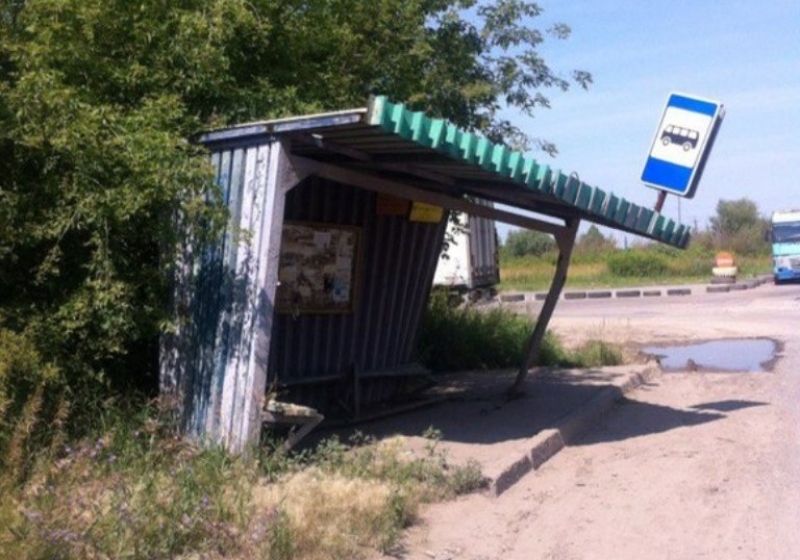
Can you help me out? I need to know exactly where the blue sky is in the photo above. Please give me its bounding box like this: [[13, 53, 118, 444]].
[[497, 0, 800, 243]]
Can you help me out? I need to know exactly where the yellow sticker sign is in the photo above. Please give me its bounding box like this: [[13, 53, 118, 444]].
[[409, 202, 444, 223]]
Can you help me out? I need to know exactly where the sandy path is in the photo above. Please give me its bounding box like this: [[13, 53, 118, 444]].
[[385, 282, 800, 560]]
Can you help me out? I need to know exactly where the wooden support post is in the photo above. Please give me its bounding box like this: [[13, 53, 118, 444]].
[[508, 218, 580, 397]]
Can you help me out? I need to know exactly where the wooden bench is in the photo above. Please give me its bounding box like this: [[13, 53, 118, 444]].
[[262, 400, 324, 453]]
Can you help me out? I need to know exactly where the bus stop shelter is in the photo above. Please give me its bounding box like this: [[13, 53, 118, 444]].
[[160, 95, 691, 452]]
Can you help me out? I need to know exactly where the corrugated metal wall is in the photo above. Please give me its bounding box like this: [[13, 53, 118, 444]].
[[271, 176, 448, 412], [168, 138, 449, 426], [467, 205, 500, 289], [163, 141, 284, 443]]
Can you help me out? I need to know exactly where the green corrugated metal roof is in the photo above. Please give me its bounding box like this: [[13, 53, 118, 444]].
[[366, 95, 689, 248], [200, 95, 691, 248]]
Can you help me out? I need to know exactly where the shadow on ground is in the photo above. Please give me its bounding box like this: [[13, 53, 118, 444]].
[[306, 368, 765, 452]]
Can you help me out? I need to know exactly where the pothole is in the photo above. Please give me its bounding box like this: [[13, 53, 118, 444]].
[[642, 338, 779, 372]]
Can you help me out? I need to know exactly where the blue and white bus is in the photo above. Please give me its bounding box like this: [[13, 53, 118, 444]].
[[771, 210, 800, 283]]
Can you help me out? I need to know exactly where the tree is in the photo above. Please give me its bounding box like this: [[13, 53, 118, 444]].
[[574, 224, 616, 257], [503, 229, 556, 258], [710, 199, 761, 238], [708, 198, 769, 256], [0, 0, 591, 391]]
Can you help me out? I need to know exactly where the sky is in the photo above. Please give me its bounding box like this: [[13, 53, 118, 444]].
[[496, 0, 800, 243]]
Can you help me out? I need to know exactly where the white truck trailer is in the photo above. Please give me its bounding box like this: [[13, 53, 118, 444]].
[[433, 209, 500, 301]]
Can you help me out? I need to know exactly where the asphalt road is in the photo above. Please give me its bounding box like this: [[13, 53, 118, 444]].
[[392, 281, 800, 560]]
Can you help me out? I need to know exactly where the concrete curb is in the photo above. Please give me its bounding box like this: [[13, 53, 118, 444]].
[[616, 289, 641, 298], [564, 292, 587, 300], [666, 288, 691, 296], [587, 291, 613, 299], [524, 276, 773, 303], [490, 366, 660, 496]]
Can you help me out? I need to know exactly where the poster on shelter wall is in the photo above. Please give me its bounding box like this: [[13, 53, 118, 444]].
[[276, 222, 359, 314]]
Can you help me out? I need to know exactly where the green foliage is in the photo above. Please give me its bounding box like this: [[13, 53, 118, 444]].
[[1, 0, 234, 390], [502, 228, 556, 258], [567, 340, 623, 368], [1, 0, 592, 399], [710, 198, 761, 237], [574, 224, 616, 260], [418, 290, 623, 371], [1, 399, 256, 559], [709, 198, 770, 256], [313, 431, 487, 500], [1, 397, 486, 560], [606, 249, 670, 278], [0, 329, 68, 486], [418, 289, 534, 371]]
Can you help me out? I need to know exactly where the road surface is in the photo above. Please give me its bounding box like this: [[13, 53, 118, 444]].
[[393, 281, 800, 560]]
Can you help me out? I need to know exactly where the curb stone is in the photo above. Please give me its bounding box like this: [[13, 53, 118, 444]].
[[587, 291, 613, 299], [490, 366, 660, 496], [509, 275, 773, 305], [666, 288, 691, 296], [616, 290, 641, 298], [707, 285, 730, 293], [564, 292, 587, 300]]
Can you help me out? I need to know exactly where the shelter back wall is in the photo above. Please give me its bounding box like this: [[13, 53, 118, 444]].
[[270, 176, 447, 411]]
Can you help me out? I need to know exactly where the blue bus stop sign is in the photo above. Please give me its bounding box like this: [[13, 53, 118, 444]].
[[641, 92, 724, 199]]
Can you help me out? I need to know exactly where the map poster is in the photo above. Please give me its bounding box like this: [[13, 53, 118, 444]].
[[275, 222, 360, 314]]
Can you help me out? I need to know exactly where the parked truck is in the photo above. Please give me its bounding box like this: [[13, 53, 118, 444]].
[[771, 210, 800, 283], [433, 207, 500, 302]]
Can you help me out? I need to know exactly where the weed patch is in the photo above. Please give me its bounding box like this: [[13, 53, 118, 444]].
[[418, 292, 624, 372], [1, 397, 486, 560]]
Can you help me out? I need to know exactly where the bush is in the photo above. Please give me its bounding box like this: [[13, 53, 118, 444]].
[[573, 225, 616, 261], [0, 329, 68, 486], [606, 249, 670, 278], [568, 340, 623, 368], [417, 292, 624, 372], [417, 291, 534, 372], [503, 229, 555, 258]]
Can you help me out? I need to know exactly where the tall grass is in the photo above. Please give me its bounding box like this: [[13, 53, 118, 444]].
[[1, 392, 485, 560], [2, 285, 627, 560], [417, 290, 623, 372]]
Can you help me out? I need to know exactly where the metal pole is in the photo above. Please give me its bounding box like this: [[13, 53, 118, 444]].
[[508, 218, 580, 397], [654, 191, 667, 213]]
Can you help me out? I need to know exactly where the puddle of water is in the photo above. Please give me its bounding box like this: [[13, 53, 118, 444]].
[[642, 338, 777, 372]]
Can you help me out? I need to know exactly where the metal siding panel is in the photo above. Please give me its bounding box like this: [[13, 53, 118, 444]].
[[219, 146, 264, 441], [208, 148, 246, 438], [189, 149, 232, 437], [267, 177, 445, 411]]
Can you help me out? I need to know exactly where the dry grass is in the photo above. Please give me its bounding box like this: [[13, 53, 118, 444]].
[[1, 408, 485, 560], [252, 468, 401, 560]]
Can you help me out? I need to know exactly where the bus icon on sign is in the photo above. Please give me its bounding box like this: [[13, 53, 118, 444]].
[[660, 125, 699, 151]]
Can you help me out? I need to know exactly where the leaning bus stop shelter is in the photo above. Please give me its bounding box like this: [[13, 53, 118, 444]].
[[160, 95, 691, 452]]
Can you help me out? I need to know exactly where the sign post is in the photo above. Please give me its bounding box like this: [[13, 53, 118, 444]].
[[642, 92, 725, 208]]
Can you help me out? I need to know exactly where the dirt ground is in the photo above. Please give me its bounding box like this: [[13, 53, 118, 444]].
[[375, 281, 800, 560]]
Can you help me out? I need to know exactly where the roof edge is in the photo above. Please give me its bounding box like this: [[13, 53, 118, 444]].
[[366, 95, 691, 248]]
